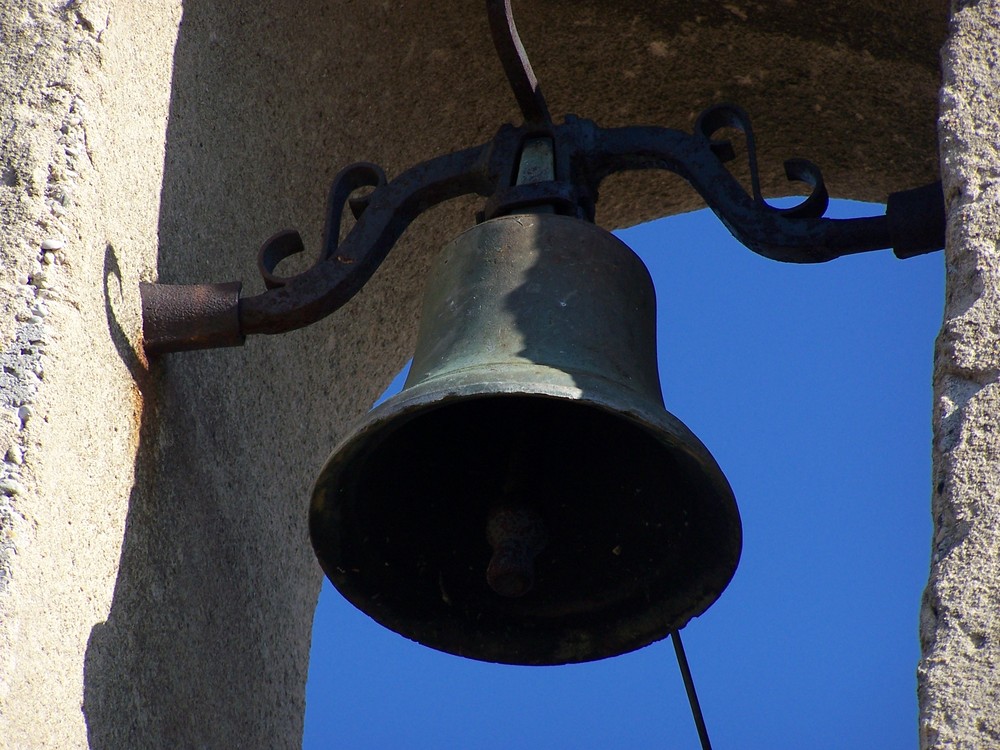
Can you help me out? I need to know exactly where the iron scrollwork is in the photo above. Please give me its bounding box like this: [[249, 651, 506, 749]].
[[141, 0, 945, 355]]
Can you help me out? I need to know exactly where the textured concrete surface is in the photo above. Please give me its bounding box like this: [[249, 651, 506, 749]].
[[921, 3, 1000, 747], [0, 0, 949, 747], [0, 1, 176, 747]]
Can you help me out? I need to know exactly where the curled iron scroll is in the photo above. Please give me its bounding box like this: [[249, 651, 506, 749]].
[[695, 103, 829, 220], [257, 162, 388, 290]]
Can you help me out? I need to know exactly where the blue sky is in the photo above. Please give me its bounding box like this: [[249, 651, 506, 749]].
[[303, 200, 943, 749]]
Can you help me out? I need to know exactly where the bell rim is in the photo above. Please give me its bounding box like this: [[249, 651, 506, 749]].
[[359, 364, 701, 451], [310, 368, 742, 665]]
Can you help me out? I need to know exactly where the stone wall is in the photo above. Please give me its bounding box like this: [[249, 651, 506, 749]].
[[0, 0, 960, 747], [921, 2, 1000, 747], [0, 2, 180, 746]]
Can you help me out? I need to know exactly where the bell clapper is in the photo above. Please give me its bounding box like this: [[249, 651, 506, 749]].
[[486, 503, 548, 597]]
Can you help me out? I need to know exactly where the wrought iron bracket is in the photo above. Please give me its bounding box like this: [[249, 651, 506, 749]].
[[141, 0, 945, 355]]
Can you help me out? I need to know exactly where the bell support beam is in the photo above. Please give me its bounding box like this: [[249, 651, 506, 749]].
[[140, 112, 945, 356], [140, 142, 498, 354]]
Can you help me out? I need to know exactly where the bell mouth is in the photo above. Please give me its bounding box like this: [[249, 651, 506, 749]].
[[310, 383, 741, 665]]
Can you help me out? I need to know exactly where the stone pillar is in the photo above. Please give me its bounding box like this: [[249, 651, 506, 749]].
[[0, 2, 180, 746], [921, 3, 1000, 747], [0, 0, 948, 747]]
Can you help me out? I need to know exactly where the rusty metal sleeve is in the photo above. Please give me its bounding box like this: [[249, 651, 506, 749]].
[[140, 281, 244, 355]]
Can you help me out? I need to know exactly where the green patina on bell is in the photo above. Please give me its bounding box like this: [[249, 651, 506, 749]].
[[310, 213, 741, 665]]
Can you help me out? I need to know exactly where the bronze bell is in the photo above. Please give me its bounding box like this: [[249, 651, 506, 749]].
[[309, 213, 741, 665]]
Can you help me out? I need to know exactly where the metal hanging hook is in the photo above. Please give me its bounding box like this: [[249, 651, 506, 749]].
[[487, 0, 552, 127]]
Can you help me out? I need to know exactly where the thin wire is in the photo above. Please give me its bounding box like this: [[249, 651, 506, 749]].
[[671, 630, 713, 750]]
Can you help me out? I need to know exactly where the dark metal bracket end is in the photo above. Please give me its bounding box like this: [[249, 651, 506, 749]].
[[887, 181, 947, 259]]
